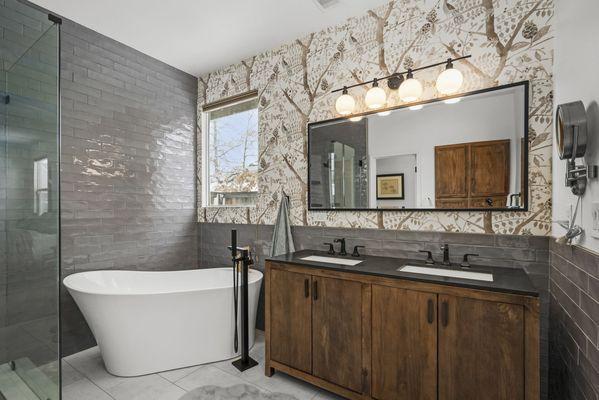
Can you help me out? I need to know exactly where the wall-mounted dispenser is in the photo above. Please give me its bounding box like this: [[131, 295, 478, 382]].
[[555, 101, 597, 195]]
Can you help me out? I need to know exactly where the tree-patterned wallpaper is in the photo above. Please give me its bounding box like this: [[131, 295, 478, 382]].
[[197, 0, 554, 235]]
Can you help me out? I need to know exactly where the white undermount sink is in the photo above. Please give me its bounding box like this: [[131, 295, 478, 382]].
[[300, 255, 363, 266], [399, 265, 494, 282]]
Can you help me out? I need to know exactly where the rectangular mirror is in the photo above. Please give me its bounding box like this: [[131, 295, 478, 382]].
[[308, 81, 529, 211]]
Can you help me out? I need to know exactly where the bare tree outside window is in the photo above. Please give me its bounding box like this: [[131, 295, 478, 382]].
[[204, 97, 259, 206]]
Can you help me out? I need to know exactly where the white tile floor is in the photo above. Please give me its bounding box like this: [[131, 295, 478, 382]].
[[62, 332, 344, 400]]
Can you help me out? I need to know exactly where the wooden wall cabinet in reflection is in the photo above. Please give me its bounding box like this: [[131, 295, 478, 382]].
[[435, 139, 510, 209]]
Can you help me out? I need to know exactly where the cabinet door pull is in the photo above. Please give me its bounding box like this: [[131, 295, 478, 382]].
[[427, 299, 434, 324], [441, 300, 449, 327], [313, 280, 318, 301], [304, 279, 310, 298]]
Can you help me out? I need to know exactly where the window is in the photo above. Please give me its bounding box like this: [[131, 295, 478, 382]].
[[34, 157, 49, 215], [202, 95, 259, 207]]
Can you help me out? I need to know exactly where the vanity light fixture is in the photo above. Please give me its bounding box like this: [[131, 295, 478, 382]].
[[409, 104, 424, 111], [387, 73, 404, 90], [444, 97, 462, 104], [365, 78, 387, 109], [331, 55, 471, 116], [436, 59, 464, 95], [335, 87, 355, 115], [398, 69, 423, 102], [349, 116, 363, 122], [377, 110, 391, 116]]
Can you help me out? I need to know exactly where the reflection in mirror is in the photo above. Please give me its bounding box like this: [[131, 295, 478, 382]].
[[308, 82, 528, 211]]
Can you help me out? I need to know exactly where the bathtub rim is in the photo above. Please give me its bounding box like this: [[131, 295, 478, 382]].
[[63, 267, 263, 296]]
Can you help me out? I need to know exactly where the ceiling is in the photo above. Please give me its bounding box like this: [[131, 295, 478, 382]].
[[30, 0, 391, 77]]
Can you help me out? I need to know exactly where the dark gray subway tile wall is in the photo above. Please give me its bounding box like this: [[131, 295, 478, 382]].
[[549, 241, 599, 400], [198, 222, 551, 397], [59, 17, 198, 355]]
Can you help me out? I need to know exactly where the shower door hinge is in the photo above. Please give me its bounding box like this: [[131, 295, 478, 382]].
[[48, 14, 62, 24], [4, 95, 9, 105]]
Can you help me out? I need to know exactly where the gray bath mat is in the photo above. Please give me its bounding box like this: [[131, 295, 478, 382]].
[[179, 384, 299, 400]]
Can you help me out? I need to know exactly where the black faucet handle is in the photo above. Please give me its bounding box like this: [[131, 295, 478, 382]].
[[352, 245, 365, 257], [323, 243, 335, 255], [460, 253, 479, 268], [419, 250, 435, 265]]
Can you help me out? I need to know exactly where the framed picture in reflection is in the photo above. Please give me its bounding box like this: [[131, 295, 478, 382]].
[[376, 174, 404, 200]]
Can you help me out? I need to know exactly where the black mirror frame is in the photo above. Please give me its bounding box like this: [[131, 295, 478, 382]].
[[307, 80, 530, 212]]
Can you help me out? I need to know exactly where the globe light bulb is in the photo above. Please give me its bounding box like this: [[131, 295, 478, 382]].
[[436, 61, 464, 95], [335, 87, 355, 115], [364, 79, 387, 109], [398, 70, 423, 102]]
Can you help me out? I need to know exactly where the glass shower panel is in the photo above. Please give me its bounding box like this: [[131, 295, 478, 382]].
[[328, 141, 356, 208], [0, 16, 60, 400]]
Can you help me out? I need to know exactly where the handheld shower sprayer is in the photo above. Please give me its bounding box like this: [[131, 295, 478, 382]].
[[555, 197, 583, 245]]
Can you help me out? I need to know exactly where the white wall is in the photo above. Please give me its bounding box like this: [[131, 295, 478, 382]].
[[368, 88, 525, 207], [553, 0, 599, 251]]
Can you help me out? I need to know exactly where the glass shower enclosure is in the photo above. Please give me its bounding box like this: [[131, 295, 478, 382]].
[[1, 4, 61, 399]]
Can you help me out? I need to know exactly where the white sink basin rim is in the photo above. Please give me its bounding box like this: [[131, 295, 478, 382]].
[[300, 255, 363, 266], [399, 265, 494, 282]]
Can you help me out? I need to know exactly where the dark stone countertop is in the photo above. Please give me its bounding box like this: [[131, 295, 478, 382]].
[[266, 249, 539, 297]]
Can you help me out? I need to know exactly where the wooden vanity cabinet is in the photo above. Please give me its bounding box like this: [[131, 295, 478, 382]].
[[371, 285, 437, 400], [268, 268, 312, 373], [265, 261, 540, 400], [438, 295, 525, 400], [312, 276, 365, 393]]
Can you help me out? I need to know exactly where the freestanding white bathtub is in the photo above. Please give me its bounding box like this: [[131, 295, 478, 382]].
[[63, 268, 263, 377]]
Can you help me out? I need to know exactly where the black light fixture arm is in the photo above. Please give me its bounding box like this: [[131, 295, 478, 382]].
[[331, 55, 472, 93]]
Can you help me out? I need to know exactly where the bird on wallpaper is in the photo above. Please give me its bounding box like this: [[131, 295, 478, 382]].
[[442, 0, 464, 24], [442, 0, 456, 14], [281, 57, 292, 75], [349, 34, 364, 54]]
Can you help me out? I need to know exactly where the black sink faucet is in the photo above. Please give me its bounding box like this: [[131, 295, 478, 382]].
[[334, 238, 347, 256], [441, 244, 450, 265]]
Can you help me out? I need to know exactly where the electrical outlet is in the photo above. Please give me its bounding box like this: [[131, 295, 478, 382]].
[[592, 202, 599, 239]]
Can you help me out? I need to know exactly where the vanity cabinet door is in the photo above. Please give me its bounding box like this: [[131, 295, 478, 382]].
[[312, 276, 364, 393], [371, 285, 437, 400], [269, 268, 312, 373], [438, 295, 525, 400]]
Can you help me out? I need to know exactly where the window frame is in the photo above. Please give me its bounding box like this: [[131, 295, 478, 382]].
[[201, 92, 259, 208], [33, 157, 49, 216]]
